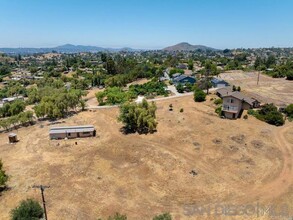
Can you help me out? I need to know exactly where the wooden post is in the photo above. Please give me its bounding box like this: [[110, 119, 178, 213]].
[[32, 185, 50, 220]]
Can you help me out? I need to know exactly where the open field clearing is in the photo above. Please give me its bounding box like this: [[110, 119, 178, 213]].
[[0, 96, 292, 219], [220, 71, 293, 106]]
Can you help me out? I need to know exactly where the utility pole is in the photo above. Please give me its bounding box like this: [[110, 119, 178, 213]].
[[206, 68, 210, 94], [32, 185, 50, 220], [257, 71, 260, 85]]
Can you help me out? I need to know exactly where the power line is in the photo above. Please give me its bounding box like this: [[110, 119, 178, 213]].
[[32, 185, 50, 220]]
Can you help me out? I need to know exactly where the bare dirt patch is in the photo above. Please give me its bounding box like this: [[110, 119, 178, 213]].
[[220, 70, 293, 106]]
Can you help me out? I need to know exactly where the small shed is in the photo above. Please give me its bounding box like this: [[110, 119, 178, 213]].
[[8, 133, 18, 143]]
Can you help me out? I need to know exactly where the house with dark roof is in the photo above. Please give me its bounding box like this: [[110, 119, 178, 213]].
[[221, 91, 260, 119], [216, 86, 233, 97], [172, 74, 196, 85], [216, 88, 260, 119], [211, 77, 229, 88]]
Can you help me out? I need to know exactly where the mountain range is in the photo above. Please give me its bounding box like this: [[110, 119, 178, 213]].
[[163, 42, 217, 51], [0, 42, 218, 54], [0, 44, 141, 54]]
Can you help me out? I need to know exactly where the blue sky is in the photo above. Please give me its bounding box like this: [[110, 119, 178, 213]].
[[0, 0, 293, 49]]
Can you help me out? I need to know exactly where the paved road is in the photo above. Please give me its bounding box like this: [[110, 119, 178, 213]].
[[86, 86, 218, 110]]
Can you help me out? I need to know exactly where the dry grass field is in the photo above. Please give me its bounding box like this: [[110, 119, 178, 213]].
[[219, 71, 293, 106], [0, 96, 292, 219]]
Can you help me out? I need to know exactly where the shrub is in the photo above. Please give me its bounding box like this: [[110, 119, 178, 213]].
[[180, 108, 184, 113], [107, 213, 127, 220], [247, 109, 256, 115], [175, 83, 184, 93], [153, 213, 172, 220], [285, 104, 293, 118], [250, 104, 285, 126], [10, 199, 43, 220], [194, 89, 206, 102], [263, 111, 285, 126], [213, 98, 223, 105], [243, 115, 248, 119], [215, 105, 222, 116]]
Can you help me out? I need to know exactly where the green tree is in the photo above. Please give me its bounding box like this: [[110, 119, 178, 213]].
[[194, 89, 206, 102], [118, 99, 157, 133], [18, 111, 34, 125], [105, 57, 117, 75], [101, 53, 107, 63], [79, 99, 86, 111], [286, 70, 293, 80], [254, 56, 263, 70], [188, 60, 194, 70], [255, 103, 285, 126], [9, 100, 26, 116], [10, 199, 44, 220], [33, 102, 46, 118], [0, 159, 8, 188], [264, 111, 284, 126], [0, 102, 11, 117], [175, 83, 184, 93], [8, 115, 19, 128], [266, 55, 276, 68], [96, 87, 132, 105], [0, 66, 11, 76], [0, 119, 10, 131]]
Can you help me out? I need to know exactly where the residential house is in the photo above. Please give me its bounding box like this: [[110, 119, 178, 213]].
[[172, 75, 196, 85], [211, 77, 229, 88], [49, 125, 96, 140], [220, 91, 260, 119], [177, 64, 187, 69]]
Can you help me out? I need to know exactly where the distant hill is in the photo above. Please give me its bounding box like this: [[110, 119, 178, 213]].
[[163, 42, 218, 51], [0, 44, 141, 54]]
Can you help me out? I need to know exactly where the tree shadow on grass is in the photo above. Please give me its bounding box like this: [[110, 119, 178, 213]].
[[119, 127, 157, 135]]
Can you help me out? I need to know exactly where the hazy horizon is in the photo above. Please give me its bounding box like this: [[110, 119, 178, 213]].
[[1, 42, 293, 51], [1, 0, 293, 49]]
